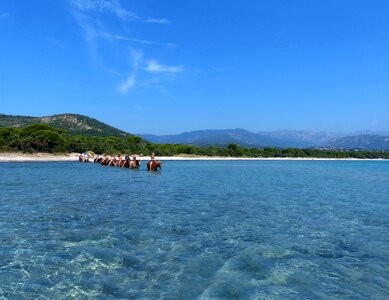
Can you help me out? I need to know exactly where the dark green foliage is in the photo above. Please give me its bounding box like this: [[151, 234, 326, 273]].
[[0, 124, 388, 159], [0, 113, 130, 138]]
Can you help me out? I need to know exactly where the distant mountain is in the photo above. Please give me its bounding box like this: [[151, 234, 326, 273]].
[[143, 129, 279, 147], [0, 113, 130, 138], [138, 129, 344, 148], [257, 130, 345, 147], [328, 134, 389, 150], [2, 113, 388, 150], [139, 129, 389, 150]]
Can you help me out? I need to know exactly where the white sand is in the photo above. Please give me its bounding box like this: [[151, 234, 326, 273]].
[[0, 152, 387, 162], [0, 152, 78, 162]]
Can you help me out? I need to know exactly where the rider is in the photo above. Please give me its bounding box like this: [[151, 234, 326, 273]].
[[110, 154, 116, 166], [150, 152, 156, 169]]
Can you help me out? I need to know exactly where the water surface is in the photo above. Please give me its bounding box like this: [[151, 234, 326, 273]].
[[0, 161, 388, 299]]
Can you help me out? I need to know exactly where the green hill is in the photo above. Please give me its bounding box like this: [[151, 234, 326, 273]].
[[0, 113, 130, 138]]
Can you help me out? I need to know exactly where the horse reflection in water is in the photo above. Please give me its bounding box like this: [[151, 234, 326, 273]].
[[147, 160, 162, 171]]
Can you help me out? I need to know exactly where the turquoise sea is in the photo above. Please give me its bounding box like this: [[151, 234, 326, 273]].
[[0, 161, 388, 299]]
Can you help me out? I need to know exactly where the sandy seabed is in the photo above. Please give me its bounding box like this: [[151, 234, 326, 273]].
[[0, 152, 387, 162]]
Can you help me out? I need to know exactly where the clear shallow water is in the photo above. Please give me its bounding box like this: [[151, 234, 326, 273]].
[[0, 161, 388, 299]]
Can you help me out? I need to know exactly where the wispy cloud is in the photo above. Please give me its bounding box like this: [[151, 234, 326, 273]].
[[119, 73, 136, 93], [0, 12, 10, 20], [108, 69, 127, 76], [70, 0, 174, 63], [119, 49, 142, 93], [113, 35, 176, 47], [70, 11, 105, 64], [69, 0, 180, 94], [45, 38, 67, 49], [145, 18, 170, 24], [70, 0, 170, 24], [145, 60, 185, 73], [71, 0, 139, 20]]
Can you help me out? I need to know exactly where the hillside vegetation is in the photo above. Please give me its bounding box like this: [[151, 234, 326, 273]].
[[0, 124, 146, 154], [1, 124, 389, 159], [0, 113, 130, 138], [1, 113, 388, 158]]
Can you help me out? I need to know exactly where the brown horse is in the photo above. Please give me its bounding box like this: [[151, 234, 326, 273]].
[[117, 159, 126, 167], [120, 159, 140, 168], [129, 160, 140, 169], [94, 157, 103, 163], [147, 160, 162, 171], [101, 157, 110, 166], [79, 155, 90, 162]]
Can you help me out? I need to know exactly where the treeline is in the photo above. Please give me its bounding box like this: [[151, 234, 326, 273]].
[[0, 124, 147, 154], [1, 124, 389, 159]]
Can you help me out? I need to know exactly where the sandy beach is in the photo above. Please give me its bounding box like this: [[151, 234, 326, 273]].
[[0, 152, 387, 162], [0, 152, 78, 162]]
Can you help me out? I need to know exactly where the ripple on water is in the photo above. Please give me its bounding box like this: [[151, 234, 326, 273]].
[[1, 161, 389, 298]]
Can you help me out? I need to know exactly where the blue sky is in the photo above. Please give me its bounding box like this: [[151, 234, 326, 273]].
[[1, 0, 389, 134]]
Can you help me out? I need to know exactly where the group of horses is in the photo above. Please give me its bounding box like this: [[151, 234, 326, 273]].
[[78, 155, 162, 171]]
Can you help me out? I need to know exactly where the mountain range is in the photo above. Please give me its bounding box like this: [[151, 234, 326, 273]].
[[140, 129, 344, 148], [1, 113, 389, 150], [139, 129, 389, 150]]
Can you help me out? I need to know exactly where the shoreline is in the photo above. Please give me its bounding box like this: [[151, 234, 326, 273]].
[[0, 152, 388, 162]]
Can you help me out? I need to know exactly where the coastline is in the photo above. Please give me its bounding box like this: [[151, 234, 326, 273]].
[[0, 152, 388, 162]]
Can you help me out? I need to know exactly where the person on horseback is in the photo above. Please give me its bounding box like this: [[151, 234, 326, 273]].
[[150, 152, 156, 169], [118, 154, 123, 166], [109, 154, 116, 166]]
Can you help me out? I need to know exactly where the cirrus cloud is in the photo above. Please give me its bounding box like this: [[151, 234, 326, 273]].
[[144, 60, 185, 73], [118, 49, 143, 93]]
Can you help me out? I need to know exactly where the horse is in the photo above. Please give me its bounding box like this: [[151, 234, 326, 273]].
[[117, 159, 130, 167], [120, 159, 140, 169], [101, 157, 110, 166], [147, 160, 162, 171], [94, 157, 103, 163], [129, 159, 140, 169], [79, 155, 90, 162]]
